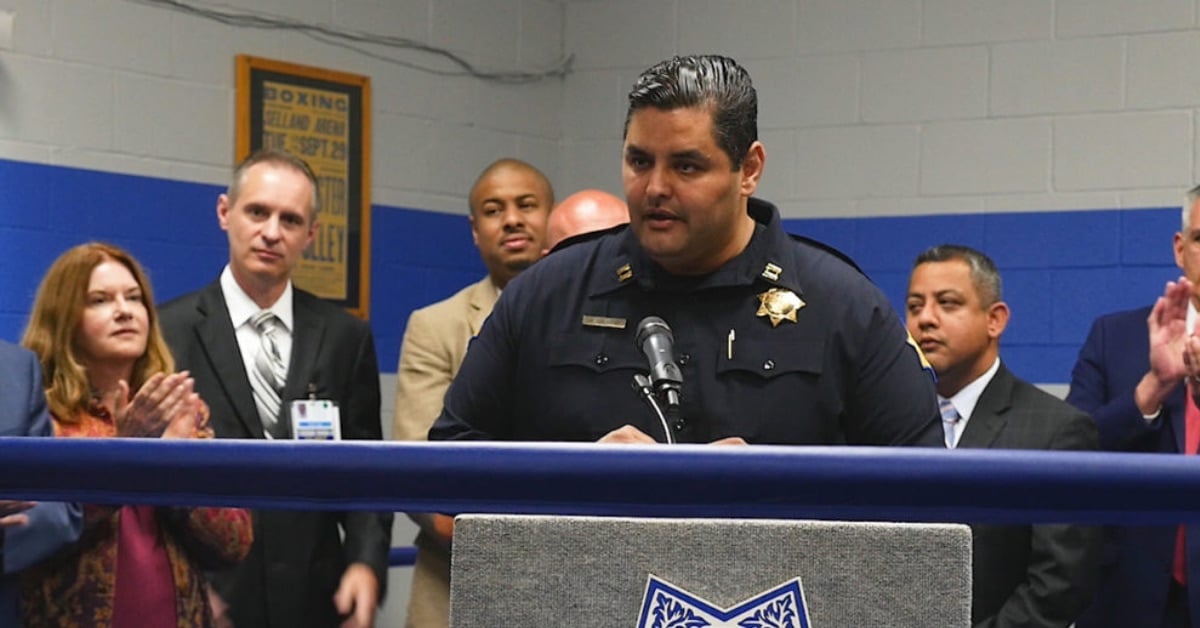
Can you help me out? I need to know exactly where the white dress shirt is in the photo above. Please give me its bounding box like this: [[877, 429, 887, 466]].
[[219, 265, 295, 387], [940, 357, 1000, 449]]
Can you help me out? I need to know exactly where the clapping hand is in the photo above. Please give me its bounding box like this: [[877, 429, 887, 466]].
[[106, 372, 200, 438], [1148, 278, 1192, 385], [1137, 277, 1195, 414]]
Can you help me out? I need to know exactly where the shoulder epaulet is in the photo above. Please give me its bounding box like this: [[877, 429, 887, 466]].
[[787, 233, 869, 277], [547, 223, 629, 255]]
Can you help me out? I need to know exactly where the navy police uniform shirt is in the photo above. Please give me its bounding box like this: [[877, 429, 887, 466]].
[[430, 198, 942, 446]]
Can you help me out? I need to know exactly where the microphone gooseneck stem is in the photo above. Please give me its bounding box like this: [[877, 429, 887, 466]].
[[631, 374, 676, 445], [663, 402, 683, 434]]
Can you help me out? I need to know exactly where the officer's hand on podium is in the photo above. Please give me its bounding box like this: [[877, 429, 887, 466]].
[[595, 426, 750, 445], [597, 425, 658, 444]]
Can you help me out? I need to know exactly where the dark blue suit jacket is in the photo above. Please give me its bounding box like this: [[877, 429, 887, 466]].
[[1067, 306, 1197, 627], [0, 341, 82, 625]]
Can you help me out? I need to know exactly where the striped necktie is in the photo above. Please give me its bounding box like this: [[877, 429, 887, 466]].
[[939, 397, 961, 449], [249, 310, 287, 438]]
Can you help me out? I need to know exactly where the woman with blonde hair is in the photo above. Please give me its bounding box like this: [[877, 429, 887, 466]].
[[19, 242, 252, 627]]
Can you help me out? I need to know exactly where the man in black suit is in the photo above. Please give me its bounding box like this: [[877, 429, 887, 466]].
[[160, 149, 391, 627], [905, 244, 1100, 628]]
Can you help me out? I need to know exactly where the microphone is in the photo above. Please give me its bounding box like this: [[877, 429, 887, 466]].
[[635, 316, 683, 409], [632, 316, 684, 444]]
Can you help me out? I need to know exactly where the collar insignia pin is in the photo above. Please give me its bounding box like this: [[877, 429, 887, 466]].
[[761, 262, 783, 282], [616, 263, 633, 282], [756, 288, 805, 327]]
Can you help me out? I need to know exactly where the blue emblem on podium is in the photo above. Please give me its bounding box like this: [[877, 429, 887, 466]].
[[636, 575, 811, 627]]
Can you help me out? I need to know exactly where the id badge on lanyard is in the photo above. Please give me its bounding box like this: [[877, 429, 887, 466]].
[[289, 399, 341, 440]]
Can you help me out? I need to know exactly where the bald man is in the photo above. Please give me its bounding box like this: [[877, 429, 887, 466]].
[[542, 188, 629, 255], [392, 158, 553, 628]]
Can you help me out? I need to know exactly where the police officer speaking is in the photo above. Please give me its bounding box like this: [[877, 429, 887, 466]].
[[430, 55, 942, 448]]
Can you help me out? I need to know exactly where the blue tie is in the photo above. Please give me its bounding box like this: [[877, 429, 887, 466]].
[[939, 398, 961, 448]]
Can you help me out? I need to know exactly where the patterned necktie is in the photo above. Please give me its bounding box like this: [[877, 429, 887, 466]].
[[249, 310, 287, 438], [939, 397, 961, 449]]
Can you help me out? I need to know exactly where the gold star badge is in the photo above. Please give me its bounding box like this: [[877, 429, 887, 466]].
[[756, 288, 805, 327]]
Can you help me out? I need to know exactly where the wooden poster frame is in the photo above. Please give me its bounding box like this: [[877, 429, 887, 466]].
[[235, 55, 371, 320]]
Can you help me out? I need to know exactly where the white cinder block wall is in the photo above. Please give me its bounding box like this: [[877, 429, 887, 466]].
[[6, 0, 1200, 624], [559, 0, 1200, 218], [0, 0, 566, 214]]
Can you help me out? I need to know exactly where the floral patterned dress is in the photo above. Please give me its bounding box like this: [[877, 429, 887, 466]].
[[20, 402, 253, 628]]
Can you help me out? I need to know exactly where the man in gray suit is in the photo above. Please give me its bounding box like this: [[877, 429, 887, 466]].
[[392, 158, 553, 628], [904, 244, 1100, 628]]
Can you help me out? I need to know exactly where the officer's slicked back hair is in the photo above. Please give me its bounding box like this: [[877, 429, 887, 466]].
[[624, 55, 758, 169], [914, 244, 1004, 307]]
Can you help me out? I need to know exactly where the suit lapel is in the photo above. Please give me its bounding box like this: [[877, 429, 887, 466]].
[[466, 277, 498, 337], [956, 363, 1014, 449], [192, 282, 264, 439]]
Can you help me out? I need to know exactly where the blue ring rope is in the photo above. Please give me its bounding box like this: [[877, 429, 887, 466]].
[[0, 438, 1191, 525]]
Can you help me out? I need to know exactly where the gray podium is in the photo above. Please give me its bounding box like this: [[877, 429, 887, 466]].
[[450, 515, 971, 627]]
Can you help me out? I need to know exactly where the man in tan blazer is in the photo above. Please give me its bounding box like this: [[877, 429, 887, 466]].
[[393, 158, 553, 628]]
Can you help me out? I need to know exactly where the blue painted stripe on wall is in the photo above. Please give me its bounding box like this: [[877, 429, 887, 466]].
[[0, 158, 483, 374], [785, 208, 1178, 384], [0, 159, 1179, 384]]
